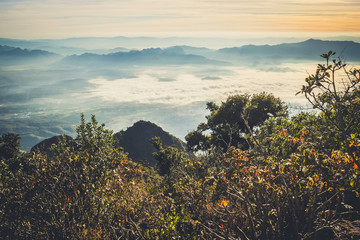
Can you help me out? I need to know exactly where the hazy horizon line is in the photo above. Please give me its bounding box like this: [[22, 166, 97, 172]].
[[2, 31, 360, 41]]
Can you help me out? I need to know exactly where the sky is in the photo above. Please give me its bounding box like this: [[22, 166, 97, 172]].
[[0, 0, 359, 39]]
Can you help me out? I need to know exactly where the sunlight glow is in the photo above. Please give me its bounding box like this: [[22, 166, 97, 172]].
[[0, 0, 359, 39]]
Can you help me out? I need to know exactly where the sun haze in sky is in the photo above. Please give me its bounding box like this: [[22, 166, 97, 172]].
[[0, 0, 359, 39]]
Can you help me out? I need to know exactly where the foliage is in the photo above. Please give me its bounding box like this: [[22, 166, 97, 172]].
[[0, 133, 20, 160], [185, 92, 288, 153], [152, 136, 185, 176], [256, 112, 324, 159], [0, 114, 159, 239], [1, 53, 360, 239], [204, 145, 359, 240], [297, 51, 360, 164]]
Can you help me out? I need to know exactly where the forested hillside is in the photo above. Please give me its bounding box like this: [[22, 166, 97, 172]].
[[1, 52, 360, 239]]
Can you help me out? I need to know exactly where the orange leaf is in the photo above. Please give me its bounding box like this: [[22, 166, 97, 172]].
[[221, 199, 229, 207], [354, 163, 358, 169]]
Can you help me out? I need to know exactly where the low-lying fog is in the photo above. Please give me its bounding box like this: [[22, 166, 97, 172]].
[[1, 61, 316, 151]]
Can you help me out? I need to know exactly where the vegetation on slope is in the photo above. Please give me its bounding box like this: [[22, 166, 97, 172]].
[[1, 52, 360, 239]]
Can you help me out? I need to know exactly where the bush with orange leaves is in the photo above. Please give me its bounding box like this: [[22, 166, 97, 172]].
[[203, 141, 359, 239]]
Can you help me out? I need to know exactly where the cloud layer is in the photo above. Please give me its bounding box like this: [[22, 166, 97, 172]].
[[86, 64, 311, 107]]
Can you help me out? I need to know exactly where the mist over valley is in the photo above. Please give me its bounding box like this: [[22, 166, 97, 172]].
[[1, 37, 360, 150]]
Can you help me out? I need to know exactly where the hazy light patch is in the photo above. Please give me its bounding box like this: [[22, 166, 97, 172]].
[[87, 64, 313, 107]]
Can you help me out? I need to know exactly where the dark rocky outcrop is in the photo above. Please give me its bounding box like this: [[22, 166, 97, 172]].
[[114, 120, 186, 166]]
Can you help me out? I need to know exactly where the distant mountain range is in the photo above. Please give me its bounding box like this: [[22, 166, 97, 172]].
[[216, 39, 360, 62], [0, 45, 60, 65], [0, 36, 308, 55], [1, 39, 360, 67], [60, 48, 226, 67]]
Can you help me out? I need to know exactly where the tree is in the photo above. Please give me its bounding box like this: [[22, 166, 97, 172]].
[[0, 133, 20, 160], [152, 137, 180, 176], [0, 114, 131, 239], [297, 51, 360, 165], [186, 92, 288, 153]]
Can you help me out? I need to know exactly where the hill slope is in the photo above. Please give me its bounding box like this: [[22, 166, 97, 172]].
[[114, 120, 186, 166], [30, 135, 73, 157]]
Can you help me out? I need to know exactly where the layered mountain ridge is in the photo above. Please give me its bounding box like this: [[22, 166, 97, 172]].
[[2, 38, 360, 67]]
